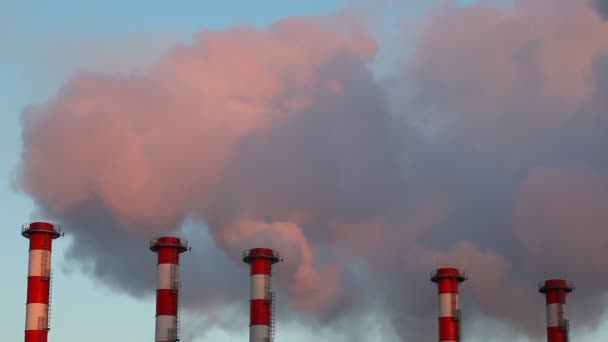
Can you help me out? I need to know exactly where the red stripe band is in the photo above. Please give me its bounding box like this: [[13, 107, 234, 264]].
[[26, 276, 50, 304], [28, 234, 54, 252], [157, 247, 181, 265], [250, 259, 272, 276], [547, 327, 568, 342], [545, 290, 567, 304], [250, 299, 271, 326], [437, 278, 459, 294], [25, 330, 48, 342], [438, 317, 458, 341], [156, 289, 178, 316]]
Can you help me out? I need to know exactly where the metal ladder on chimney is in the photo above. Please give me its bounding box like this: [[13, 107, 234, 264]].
[[46, 270, 54, 331], [43, 236, 52, 334], [269, 291, 276, 342], [451, 295, 461, 342], [559, 303, 569, 342], [456, 308, 462, 342], [169, 259, 181, 342], [175, 280, 182, 342], [263, 276, 276, 342]]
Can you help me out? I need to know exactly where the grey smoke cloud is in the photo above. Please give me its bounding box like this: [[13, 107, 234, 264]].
[[592, 0, 608, 20], [14, 0, 608, 341]]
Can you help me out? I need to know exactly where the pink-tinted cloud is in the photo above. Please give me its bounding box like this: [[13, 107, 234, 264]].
[[514, 165, 608, 282], [17, 16, 377, 321], [511, 165, 608, 331], [15, 0, 608, 341], [20, 18, 376, 232], [402, 0, 608, 156], [220, 218, 348, 313]]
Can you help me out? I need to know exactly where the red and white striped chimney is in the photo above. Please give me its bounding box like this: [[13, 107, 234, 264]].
[[431, 268, 467, 342], [539, 279, 574, 342], [150, 237, 189, 342], [242, 248, 281, 342], [22, 222, 63, 342]]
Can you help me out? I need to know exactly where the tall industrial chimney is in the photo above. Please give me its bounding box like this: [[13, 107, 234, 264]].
[[22, 222, 63, 342], [243, 248, 282, 342], [431, 268, 467, 342], [539, 279, 574, 342], [150, 237, 190, 342]]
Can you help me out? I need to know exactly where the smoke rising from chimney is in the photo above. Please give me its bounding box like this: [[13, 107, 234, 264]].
[[15, 1, 608, 340]]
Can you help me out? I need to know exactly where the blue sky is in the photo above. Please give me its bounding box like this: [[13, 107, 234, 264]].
[[2, 1, 608, 341]]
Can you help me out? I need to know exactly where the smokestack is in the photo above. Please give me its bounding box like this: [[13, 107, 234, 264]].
[[431, 268, 467, 342], [539, 279, 574, 342], [150, 237, 190, 342], [22, 222, 63, 342], [242, 248, 282, 342]]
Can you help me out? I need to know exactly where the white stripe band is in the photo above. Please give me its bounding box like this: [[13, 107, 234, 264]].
[[25, 303, 48, 330], [547, 303, 566, 327], [250, 274, 270, 300], [157, 264, 179, 290], [155, 315, 177, 341], [28, 250, 51, 277], [250, 325, 270, 342], [438, 293, 458, 318]]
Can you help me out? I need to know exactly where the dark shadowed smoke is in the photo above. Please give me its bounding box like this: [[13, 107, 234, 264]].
[[382, 0, 608, 339], [14, 1, 608, 341], [592, 0, 608, 20]]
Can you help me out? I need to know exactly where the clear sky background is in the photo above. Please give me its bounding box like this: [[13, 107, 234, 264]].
[[2, 1, 608, 341]]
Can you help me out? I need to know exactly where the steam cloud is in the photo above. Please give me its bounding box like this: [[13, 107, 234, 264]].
[[15, 0, 608, 340], [592, 0, 608, 19]]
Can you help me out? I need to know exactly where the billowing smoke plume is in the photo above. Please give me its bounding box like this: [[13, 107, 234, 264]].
[[592, 0, 608, 20], [15, 0, 608, 340]]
